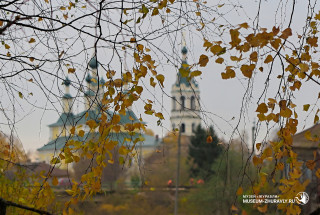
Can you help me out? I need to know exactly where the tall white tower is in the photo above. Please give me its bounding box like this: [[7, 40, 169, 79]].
[[170, 42, 201, 136]]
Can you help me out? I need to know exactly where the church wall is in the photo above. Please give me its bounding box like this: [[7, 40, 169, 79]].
[[51, 127, 60, 140]]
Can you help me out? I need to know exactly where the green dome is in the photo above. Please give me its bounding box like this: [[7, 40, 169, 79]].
[[88, 56, 99, 69], [62, 77, 71, 86], [85, 74, 92, 83], [182, 46, 188, 54]]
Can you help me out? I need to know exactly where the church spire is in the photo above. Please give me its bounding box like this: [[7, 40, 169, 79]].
[[62, 76, 73, 113], [181, 31, 188, 62], [170, 32, 201, 136]]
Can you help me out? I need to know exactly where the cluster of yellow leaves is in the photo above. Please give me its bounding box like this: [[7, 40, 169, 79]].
[[122, 0, 176, 24], [0, 159, 56, 214], [203, 12, 320, 214], [202, 24, 300, 80]]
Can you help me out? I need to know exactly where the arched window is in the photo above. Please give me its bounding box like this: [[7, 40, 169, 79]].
[[172, 96, 176, 110], [190, 96, 195, 110], [180, 96, 185, 110], [192, 123, 195, 132], [181, 123, 185, 133]]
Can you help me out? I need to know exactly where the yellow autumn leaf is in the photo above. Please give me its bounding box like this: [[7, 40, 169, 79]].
[[263, 147, 272, 157], [215, 57, 224, 64], [307, 37, 318, 47], [68, 68, 76, 73], [242, 210, 248, 215], [299, 63, 309, 72], [50, 157, 61, 164], [236, 187, 243, 195], [256, 103, 268, 114], [314, 115, 319, 124], [152, 8, 159, 16], [150, 77, 156, 87], [206, 135, 213, 143], [210, 45, 223, 55], [303, 104, 310, 111], [306, 160, 316, 170], [277, 162, 284, 171], [231, 205, 238, 211], [29, 38, 36, 43], [221, 69, 235, 79], [137, 44, 144, 52], [256, 143, 261, 151], [316, 168, 320, 178], [253, 156, 261, 166], [155, 112, 164, 119], [229, 29, 241, 48], [239, 22, 249, 29], [70, 126, 75, 135], [264, 55, 273, 64], [156, 74, 165, 87], [65, 189, 74, 195], [199, 54, 209, 67], [179, 68, 189, 77], [86, 119, 98, 129], [249, 51, 258, 62], [78, 130, 85, 137], [190, 70, 202, 77], [18, 92, 23, 99], [240, 64, 255, 78], [280, 28, 292, 39], [52, 176, 59, 186], [135, 86, 143, 94], [230, 55, 241, 62], [130, 37, 136, 43]]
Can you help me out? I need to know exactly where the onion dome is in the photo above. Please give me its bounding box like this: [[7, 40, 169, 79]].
[[62, 77, 71, 86], [88, 56, 99, 69], [182, 46, 188, 55], [85, 74, 92, 83]]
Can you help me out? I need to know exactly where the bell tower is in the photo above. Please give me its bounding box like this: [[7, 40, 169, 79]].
[[170, 36, 201, 136]]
